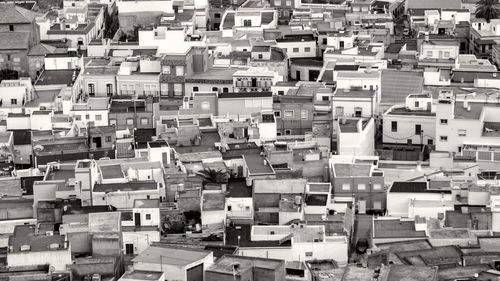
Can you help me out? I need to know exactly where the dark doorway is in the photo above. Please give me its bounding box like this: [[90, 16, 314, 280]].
[[251, 78, 257, 87], [296, 70, 301, 81], [134, 213, 141, 226], [309, 70, 320, 81], [92, 137, 102, 148], [125, 243, 134, 255]]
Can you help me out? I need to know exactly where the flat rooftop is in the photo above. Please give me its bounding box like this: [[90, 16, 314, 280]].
[[207, 255, 284, 275], [333, 163, 372, 177], [132, 246, 211, 266], [385, 265, 438, 281], [120, 270, 163, 281], [243, 154, 274, 175], [35, 70, 78, 86]]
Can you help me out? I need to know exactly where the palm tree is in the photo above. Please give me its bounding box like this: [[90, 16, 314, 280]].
[[196, 168, 228, 184], [476, 0, 500, 23]]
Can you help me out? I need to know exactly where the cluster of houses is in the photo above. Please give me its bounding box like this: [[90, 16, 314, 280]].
[[1, 0, 500, 280]]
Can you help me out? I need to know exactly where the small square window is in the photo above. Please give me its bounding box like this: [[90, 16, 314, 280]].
[[391, 121, 397, 132], [373, 184, 382, 190], [95, 115, 102, 121], [75, 115, 82, 121], [274, 111, 281, 118], [85, 114, 90, 120], [342, 183, 350, 190], [278, 90, 285, 95], [10, 99, 17, 105], [440, 136, 448, 141], [105, 136, 112, 142], [358, 183, 366, 190], [440, 119, 448, 125], [458, 129, 466, 137], [193, 86, 199, 92], [109, 119, 116, 125], [258, 54, 263, 59], [162, 66, 171, 74], [141, 118, 148, 125], [126, 118, 134, 125], [428, 139, 434, 145], [304, 47, 311, 52], [305, 252, 313, 257], [284, 129, 292, 135], [212, 87, 218, 92], [293, 48, 299, 53], [145, 214, 151, 220], [284, 110, 294, 118], [12, 57, 20, 63]]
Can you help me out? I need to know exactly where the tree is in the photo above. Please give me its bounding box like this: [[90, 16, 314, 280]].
[[196, 168, 228, 184], [476, 0, 500, 23], [0, 69, 18, 82]]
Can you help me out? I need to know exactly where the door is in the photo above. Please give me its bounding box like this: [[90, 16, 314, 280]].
[[296, 70, 301, 81], [251, 78, 257, 87], [125, 243, 134, 255], [93, 137, 102, 148], [358, 200, 366, 214], [134, 213, 141, 226]]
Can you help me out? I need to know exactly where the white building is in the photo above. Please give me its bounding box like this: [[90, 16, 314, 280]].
[[0, 78, 34, 117], [336, 117, 375, 156], [435, 90, 500, 162], [71, 97, 109, 127], [382, 93, 436, 145], [226, 197, 254, 224], [387, 181, 453, 217], [332, 88, 377, 118], [201, 191, 226, 231], [237, 224, 348, 266], [122, 199, 161, 256]]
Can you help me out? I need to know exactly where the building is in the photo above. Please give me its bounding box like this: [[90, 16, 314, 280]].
[[335, 117, 375, 156], [382, 93, 436, 146], [132, 246, 214, 281], [205, 255, 285, 281], [330, 158, 385, 213], [0, 3, 40, 77]]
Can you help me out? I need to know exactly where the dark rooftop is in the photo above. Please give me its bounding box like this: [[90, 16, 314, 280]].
[[93, 181, 157, 193]]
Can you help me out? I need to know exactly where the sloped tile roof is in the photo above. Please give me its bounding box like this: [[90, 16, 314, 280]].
[[0, 3, 36, 24]]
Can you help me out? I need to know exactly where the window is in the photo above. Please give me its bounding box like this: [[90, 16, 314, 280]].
[[440, 136, 448, 141], [305, 252, 313, 257], [173, 83, 182, 96], [227, 205, 232, 211], [373, 201, 382, 209], [12, 57, 20, 63], [88, 83, 95, 95], [278, 90, 285, 95], [85, 114, 90, 120], [95, 115, 102, 121], [415, 124, 421, 135], [335, 106, 344, 116], [304, 47, 311, 52], [444, 51, 450, 58], [258, 54, 263, 59], [440, 119, 448, 125], [322, 96, 329, 101], [176, 66, 184, 76], [223, 87, 229, 93], [75, 115, 82, 121], [126, 118, 134, 125], [428, 139, 434, 145], [415, 101, 419, 108], [193, 86, 199, 92], [141, 118, 148, 125], [212, 87, 218, 92], [106, 84, 113, 96], [342, 183, 350, 190], [243, 19, 252, 26], [322, 38, 327, 45], [373, 184, 381, 190], [109, 119, 116, 125], [293, 47, 299, 53], [391, 121, 397, 132], [10, 99, 17, 105], [358, 183, 366, 190], [275, 0, 281, 5], [9, 25, 13, 31], [407, 139, 413, 144], [274, 111, 281, 118], [214, 13, 221, 18], [458, 129, 467, 137], [284, 129, 292, 135], [301, 110, 308, 119], [284, 110, 294, 118], [162, 66, 171, 74], [105, 136, 112, 142], [245, 206, 250, 211], [145, 214, 151, 220], [354, 107, 362, 117]]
